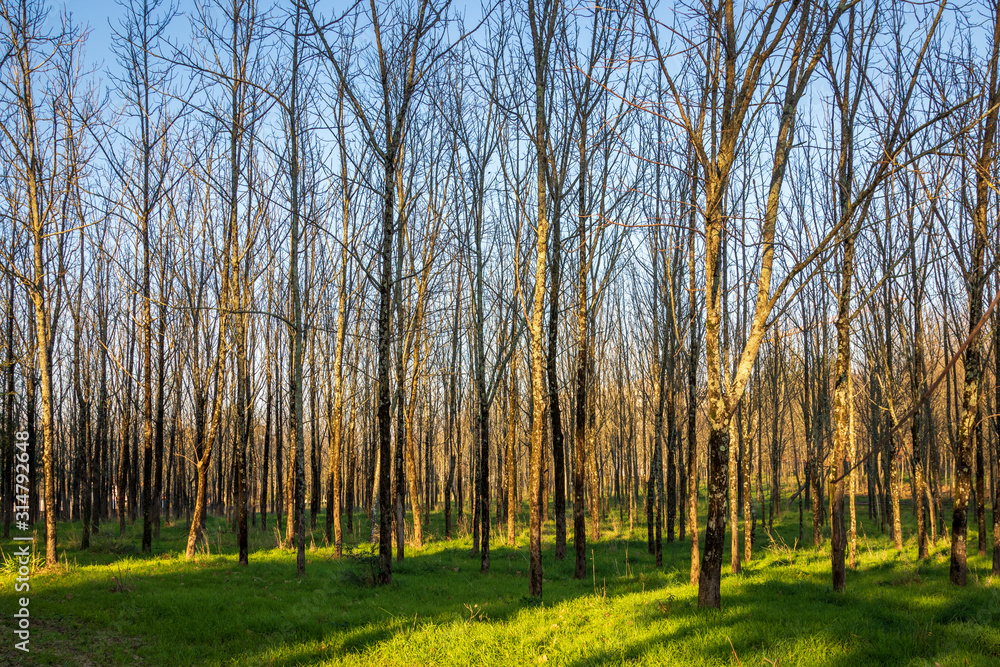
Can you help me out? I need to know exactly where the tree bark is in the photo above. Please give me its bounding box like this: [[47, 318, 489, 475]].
[[527, 0, 558, 600], [952, 6, 998, 584]]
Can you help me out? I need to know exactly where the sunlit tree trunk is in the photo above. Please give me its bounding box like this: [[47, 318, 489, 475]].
[[952, 5, 999, 586], [527, 0, 558, 599]]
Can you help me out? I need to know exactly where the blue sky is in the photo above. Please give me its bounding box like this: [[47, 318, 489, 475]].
[[63, 1, 117, 72]]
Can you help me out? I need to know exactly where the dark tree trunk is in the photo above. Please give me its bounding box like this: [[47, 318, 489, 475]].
[[953, 15, 997, 580], [152, 295, 167, 539], [697, 422, 729, 608], [975, 399, 986, 556], [261, 355, 271, 531], [993, 314, 1000, 576], [547, 200, 566, 561], [686, 219, 700, 587]]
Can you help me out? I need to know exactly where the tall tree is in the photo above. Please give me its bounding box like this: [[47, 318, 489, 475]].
[[306, 0, 452, 585], [526, 0, 559, 599], [0, 0, 78, 566], [951, 1, 1000, 586]]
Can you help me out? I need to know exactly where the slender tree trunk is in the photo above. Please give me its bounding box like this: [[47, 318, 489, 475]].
[[830, 226, 855, 592], [528, 0, 557, 599], [287, 7, 307, 576], [326, 86, 351, 557], [743, 393, 753, 563], [952, 8, 998, 583], [993, 312, 1000, 576], [392, 226, 407, 561], [152, 284, 167, 539], [2, 275, 12, 540], [686, 217, 700, 587], [275, 355, 283, 528], [848, 370, 857, 568], [975, 398, 986, 556], [261, 347, 271, 532], [375, 111, 396, 587], [573, 221, 589, 578], [118, 323, 135, 537], [73, 236, 90, 550], [139, 30, 154, 552], [508, 361, 518, 547], [547, 196, 566, 561], [405, 396, 425, 550], [444, 291, 459, 540], [347, 397, 357, 534]]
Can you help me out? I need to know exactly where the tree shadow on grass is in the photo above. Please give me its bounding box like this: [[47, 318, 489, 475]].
[[5, 528, 681, 665], [10, 508, 1000, 666], [564, 562, 1000, 666]]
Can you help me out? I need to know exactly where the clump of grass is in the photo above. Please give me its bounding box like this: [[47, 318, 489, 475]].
[[341, 542, 379, 588], [463, 602, 489, 624], [888, 564, 923, 586], [106, 535, 140, 555], [0, 541, 44, 575], [109, 561, 136, 593]]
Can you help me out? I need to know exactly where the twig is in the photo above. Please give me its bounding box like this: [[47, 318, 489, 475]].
[[727, 636, 742, 666]]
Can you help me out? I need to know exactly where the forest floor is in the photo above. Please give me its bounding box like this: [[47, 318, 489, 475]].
[[0, 497, 998, 666]]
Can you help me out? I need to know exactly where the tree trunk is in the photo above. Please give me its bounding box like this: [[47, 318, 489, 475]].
[[830, 227, 855, 592], [547, 195, 566, 561], [743, 395, 753, 563], [952, 7, 997, 583], [993, 312, 1000, 576], [686, 218, 700, 587], [261, 349, 271, 531], [528, 0, 557, 600], [508, 362, 518, 547], [698, 420, 729, 608], [573, 229, 589, 578], [975, 398, 986, 556], [729, 414, 740, 574]]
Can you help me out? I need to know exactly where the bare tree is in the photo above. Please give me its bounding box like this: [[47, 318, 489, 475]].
[[0, 0, 80, 566], [951, 2, 999, 587]]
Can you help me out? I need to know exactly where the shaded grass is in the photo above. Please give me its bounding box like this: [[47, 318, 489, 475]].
[[0, 498, 997, 666]]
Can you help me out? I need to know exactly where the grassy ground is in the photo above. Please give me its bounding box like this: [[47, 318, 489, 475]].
[[0, 497, 998, 666]]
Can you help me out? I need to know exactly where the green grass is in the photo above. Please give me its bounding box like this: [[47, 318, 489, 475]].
[[1, 499, 998, 666]]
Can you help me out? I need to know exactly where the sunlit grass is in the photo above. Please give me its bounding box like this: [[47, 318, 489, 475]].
[[1, 496, 997, 665]]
